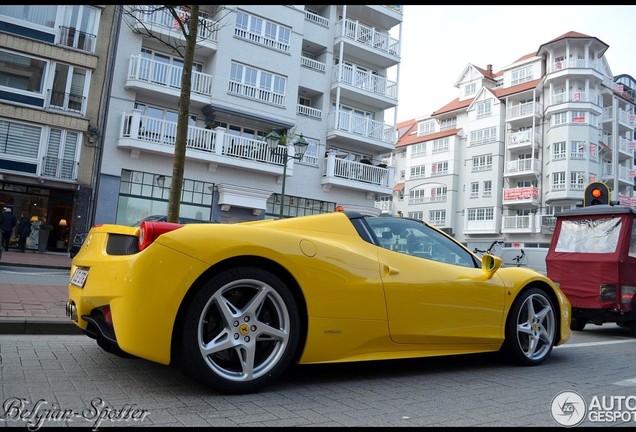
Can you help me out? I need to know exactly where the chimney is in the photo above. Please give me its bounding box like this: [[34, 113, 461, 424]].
[[487, 64, 493, 74]]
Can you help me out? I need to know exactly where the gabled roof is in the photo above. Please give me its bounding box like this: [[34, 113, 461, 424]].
[[395, 127, 462, 148], [432, 97, 472, 117]]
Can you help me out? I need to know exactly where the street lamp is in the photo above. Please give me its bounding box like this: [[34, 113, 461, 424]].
[[266, 129, 309, 219]]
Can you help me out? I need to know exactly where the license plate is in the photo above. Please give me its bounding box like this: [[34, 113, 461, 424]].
[[70, 268, 89, 288]]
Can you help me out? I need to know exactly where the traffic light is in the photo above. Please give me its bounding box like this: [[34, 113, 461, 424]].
[[583, 182, 610, 206]]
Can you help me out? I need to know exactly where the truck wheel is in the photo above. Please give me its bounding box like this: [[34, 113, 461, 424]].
[[570, 318, 586, 331]]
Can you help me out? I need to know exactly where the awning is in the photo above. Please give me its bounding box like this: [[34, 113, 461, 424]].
[[393, 183, 405, 191]]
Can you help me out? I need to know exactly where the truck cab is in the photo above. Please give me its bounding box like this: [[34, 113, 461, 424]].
[[546, 204, 636, 335]]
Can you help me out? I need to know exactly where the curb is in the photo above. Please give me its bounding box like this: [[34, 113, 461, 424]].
[[0, 318, 83, 335]]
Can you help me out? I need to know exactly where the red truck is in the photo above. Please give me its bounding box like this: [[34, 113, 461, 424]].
[[546, 203, 636, 335]]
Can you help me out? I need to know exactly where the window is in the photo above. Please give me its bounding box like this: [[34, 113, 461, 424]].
[[483, 180, 492, 197], [408, 211, 424, 220], [0, 119, 41, 159], [418, 120, 435, 136], [42, 129, 79, 179], [469, 127, 497, 145], [470, 182, 479, 198], [229, 62, 286, 106], [48, 63, 89, 113], [476, 100, 492, 118], [570, 172, 585, 189], [439, 117, 457, 130], [467, 207, 494, 221], [0, 50, 47, 94], [365, 216, 475, 267], [464, 83, 476, 96], [118, 169, 214, 226], [411, 142, 426, 157], [570, 141, 586, 159], [409, 188, 426, 204], [511, 65, 533, 86], [552, 172, 566, 190], [410, 164, 425, 179], [59, 5, 100, 52], [472, 154, 492, 172], [235, 11, 291, 52], [552, 112, 567, 126], [431, 186, 447, 201], [0, 6, 57, 27], [431, 161, 448, 176], [552, 141, 566, 160], [429, 210, 446, 226], [432, 137, 449, 153], [571, 111, 586, 123]]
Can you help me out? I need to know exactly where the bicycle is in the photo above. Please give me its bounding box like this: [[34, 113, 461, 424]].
[[512, 249, 527, 267], [473, 240, 504, 256]]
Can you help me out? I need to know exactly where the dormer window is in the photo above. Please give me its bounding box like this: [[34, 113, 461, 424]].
[[465, 83, 476, 96]]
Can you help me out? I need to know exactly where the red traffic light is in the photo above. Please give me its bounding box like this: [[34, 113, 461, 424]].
[[584, 182, 609, 206]]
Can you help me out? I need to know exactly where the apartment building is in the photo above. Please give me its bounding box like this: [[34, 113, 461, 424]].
[[92, 5, 401, 226], [392, 31, 636, 265], [0, 5, 117, 252]]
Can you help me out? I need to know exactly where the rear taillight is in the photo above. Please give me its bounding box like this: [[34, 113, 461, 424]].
[[138, 221, 184, 251], [620, 285, 636, 312]]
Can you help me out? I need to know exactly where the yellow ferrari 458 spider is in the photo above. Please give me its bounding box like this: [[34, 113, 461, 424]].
[[67, 210, 571, 394]]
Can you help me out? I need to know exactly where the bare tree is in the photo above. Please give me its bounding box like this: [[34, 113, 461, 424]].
[[119, 5, 223, 223]]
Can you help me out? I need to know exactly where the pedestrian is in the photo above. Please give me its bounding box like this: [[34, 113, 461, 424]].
[[0, 207, 16, 251], [17, 213, 31, 253]]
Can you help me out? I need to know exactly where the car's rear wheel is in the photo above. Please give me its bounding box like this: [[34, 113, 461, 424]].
[[179, 267, 300, 394], [570, 318, 587, 331], [501, 287, 556, 365]]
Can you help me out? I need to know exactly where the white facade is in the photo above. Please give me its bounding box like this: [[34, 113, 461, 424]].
[[94, 5, 402, 225], [393, 31, 636, 263]]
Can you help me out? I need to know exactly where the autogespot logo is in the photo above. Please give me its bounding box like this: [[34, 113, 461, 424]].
[[551, 391, 586, 427]]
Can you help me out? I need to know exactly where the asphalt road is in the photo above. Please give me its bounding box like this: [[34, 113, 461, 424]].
[[1, 325, 635, 428]]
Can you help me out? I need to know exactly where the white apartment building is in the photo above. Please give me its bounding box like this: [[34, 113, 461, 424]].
[[0, 5, 117, 252], [391, 31, 636, 265], [93, 5, 402, 225]]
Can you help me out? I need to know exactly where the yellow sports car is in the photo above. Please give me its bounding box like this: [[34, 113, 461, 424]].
[[67, 211, 571, 394]]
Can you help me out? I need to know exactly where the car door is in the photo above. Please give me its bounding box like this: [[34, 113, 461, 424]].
[[371, 219, 507, 346]]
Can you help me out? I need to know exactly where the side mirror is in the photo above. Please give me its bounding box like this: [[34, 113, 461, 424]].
[[481, 254, 502, 277]]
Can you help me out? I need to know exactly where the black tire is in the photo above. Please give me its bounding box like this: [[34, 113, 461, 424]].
[[570, 318, 587, 331], [501, 287, 557, 366], [178, 267, 300, 394]]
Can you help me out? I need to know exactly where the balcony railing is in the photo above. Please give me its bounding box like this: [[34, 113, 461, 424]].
[[47, 90, 85, 115], [304, 10, 328, 27], [120, 111, 311, 168], [228, 81, 285, 106], [41, 156, 78, 180], [58, 26, 96, 53], [127, 54, 213, 97], [506, 101, 542, 120], [333, 64, 397, 99], [133, 5, 217, 42], [328, 111, 395, 145], [297, 104, 322, 119], [301, 56, 326, 73], [339, 18, 400, 58], [324, 154, 390, 188]]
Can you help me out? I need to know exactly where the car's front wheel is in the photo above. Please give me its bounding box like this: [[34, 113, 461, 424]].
[[501, 287, 557, 365], [179, 267, 300, 394]]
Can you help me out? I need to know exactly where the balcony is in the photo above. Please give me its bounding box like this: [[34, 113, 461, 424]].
[[504, 158, 541, 177], [125, 54, 213, 106], [321, 153, 393, 196], [502, 214, 537, 234], [132, 6, 218, 54], [332, 64, 397, 109], [506, 101, 542, 122], [507, 130, 540, 151], [228, 81, 285, 107], [335, 18, 400, 68], [117, 110, 302, 177], [502, 186, 539, 207], [327, 111, 395, 152], [296, 104, 322, 120]]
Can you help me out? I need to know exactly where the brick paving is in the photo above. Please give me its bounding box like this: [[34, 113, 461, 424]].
[[0, 250, 75, 334]]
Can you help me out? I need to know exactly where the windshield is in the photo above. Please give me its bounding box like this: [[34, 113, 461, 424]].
[[555, 217, 621, 253]]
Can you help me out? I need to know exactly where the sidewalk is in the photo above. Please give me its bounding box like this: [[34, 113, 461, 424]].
[[0, 250, 79, 335]]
